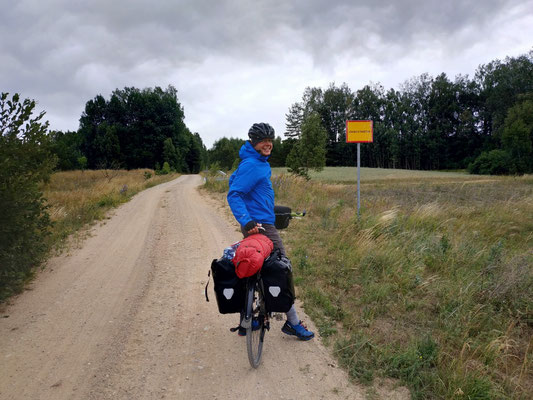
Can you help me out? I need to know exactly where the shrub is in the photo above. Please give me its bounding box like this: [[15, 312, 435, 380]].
[[77, 156, 87, 171], [467, 150, 514, 175], [208, 161, 222, 175], [156, 161, 171, 175], [0, 93, 56, 300]]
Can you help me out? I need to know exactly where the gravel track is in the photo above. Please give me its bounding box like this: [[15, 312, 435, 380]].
[[1, 175, 406, 399]]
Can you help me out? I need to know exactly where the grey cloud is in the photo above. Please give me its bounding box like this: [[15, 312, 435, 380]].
[[274, 0, 519, 66], [3, 0, 517, 78], [1, 0, 531, 145]]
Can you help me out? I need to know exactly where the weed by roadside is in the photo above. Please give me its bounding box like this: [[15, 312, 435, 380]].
[[201, 168, 231, 193]]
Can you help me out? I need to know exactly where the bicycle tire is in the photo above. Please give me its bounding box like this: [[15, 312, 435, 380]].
[[245, 279, 266, 368]]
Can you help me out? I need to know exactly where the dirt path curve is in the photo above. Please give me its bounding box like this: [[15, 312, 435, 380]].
[[0, 175, 367, 400]]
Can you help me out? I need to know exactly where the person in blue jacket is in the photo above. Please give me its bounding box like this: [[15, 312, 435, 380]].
[[227, 122, 314, 341]]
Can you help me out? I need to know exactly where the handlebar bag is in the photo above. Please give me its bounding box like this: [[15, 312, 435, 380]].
[[261, 249, 295, 313], [211, 257, 245, 314], [274, 205, 292, 230]]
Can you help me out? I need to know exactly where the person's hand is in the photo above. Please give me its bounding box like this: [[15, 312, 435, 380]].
[[244, 221, 264, 235], [249, 223, 264, 234]]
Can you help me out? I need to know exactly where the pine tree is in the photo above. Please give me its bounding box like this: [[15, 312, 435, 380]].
[[286, 112, 327, 179]]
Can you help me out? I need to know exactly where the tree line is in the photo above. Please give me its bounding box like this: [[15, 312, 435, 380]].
[[206, 136, 296, 170], [51, 85, 207, 174], [209, 50, 533, 175]]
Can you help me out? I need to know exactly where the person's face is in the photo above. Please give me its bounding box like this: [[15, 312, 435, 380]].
[[253, 139, 273, 156]]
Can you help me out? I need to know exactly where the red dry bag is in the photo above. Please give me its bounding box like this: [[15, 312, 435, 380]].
[[232, 234, 273, 278]]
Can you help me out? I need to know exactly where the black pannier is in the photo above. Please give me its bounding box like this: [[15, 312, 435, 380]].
[[211, 257, 245, 314], [274, 205, 291, 230], [261, 250, 295, 313]]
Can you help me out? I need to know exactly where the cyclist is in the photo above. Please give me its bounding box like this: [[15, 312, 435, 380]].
[[227, 122, 314, 341]]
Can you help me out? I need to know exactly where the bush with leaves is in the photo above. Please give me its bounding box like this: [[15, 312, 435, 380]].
[[0, 93, 56, 300], [156, 161, 171, 175], [467, 149, 513, 175]]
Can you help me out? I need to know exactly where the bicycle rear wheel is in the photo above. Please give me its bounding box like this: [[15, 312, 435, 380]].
[[245, 279, 267, 368]]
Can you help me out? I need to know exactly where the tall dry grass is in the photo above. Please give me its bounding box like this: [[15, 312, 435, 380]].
[[269, 172, 532, 399], [42, 169, 179, 249]]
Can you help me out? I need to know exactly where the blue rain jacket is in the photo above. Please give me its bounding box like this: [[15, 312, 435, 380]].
[[227, 141, 275, 227]]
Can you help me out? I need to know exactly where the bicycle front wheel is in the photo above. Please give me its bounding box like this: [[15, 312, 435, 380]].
[[245, 280, 266, 368]]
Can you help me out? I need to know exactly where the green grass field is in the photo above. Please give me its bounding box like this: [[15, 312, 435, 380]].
[[272, 166, 483, 183], [207, 167, 533, 399]]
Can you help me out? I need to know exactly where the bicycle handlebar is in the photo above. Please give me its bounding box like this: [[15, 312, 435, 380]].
[[290, 210, 306, 218]]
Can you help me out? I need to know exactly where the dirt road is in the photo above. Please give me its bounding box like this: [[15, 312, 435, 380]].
[[0, 175, 380, 399]]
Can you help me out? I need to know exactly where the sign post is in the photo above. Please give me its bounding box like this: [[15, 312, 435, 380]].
[[346, 120, 373, 217]]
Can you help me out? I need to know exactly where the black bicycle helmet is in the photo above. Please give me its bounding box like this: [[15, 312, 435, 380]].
[[248, 122, 275, 145]]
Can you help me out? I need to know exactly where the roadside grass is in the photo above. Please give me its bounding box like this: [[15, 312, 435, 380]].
[[43, 169, 179, 250], [271, 172, 533, 399], [201, 170, 230, 193], [0, 169, 178, 301]]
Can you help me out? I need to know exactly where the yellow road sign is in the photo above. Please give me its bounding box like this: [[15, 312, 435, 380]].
[[346, 120, 373, 143]]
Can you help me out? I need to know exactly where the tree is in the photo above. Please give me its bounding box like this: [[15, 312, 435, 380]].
[[320, 83, 356, 166], [467, 150, 513, 175], [285, 84, 355, 166], [501, 95, 533, 174], [0, 93, 56, 299], [470, 93, 533, 175], [285, 103, 304, 138], [207, 137, 245, 170], [163, 137, 178, 171], [50, 130, 83, 170], [286, 112, 327, 179], [265, 137, 288, 167], [186, 133, 206, 173], [353, 83, 387, 168], [397, 73, 432, 170], [475, 51, 533, 144], [79, 85, 205, 171], [93, 123, 121, 169], [284, 86, 324, 140], [78, 156, 88, 172]]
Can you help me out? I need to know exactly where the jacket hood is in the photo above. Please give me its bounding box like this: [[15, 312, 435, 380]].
[[239, 141, 269, 161]]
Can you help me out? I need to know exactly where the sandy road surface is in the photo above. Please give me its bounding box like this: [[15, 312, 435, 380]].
[[0, 175, 402, 400]]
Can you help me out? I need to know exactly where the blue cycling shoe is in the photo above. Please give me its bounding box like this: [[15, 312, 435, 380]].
[[238, 318, 260, 336], [281, 320, 314, 341]]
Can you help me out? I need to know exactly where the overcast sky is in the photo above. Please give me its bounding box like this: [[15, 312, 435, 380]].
[[1, 0, 532, 148]]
